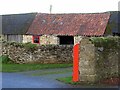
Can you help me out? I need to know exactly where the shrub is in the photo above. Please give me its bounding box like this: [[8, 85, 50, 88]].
[[90, 37, 120, 49], [0, 55, 13, 64], [23, 42, 37, 51]]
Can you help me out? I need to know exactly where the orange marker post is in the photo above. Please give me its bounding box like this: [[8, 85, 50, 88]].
[[73, 43, 79, 82]]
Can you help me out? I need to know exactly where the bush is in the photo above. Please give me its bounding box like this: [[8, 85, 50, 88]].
[[90, 37, 120, 49], [0, 55, 13, 64], [23, 42, 37, 50]]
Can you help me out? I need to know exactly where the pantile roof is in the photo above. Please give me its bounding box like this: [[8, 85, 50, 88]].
[[27, 13, 110, 36]]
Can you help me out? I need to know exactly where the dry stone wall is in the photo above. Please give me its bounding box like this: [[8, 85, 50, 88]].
[[2, 42, 73, 64]]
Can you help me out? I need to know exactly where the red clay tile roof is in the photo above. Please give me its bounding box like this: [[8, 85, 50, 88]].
[[27, 13, 110, 36]]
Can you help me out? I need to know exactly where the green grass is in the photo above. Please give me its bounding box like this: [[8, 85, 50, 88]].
[[0, 55, 13, 64], [0, 64, 72, 72], [56, 77, 113, 87], [57, 76, 80, 85], [32, 69, 72, 76]]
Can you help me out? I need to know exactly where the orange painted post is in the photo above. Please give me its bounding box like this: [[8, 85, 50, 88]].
[[73, 43, 79, 82]]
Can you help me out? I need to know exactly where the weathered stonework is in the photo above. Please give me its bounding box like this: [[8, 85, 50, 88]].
[[40, 35, 59, 45], [0, 35, 2, 41], [2, 42, 73, 64], [79, 38, 119, 83], [74, 36, 82, 44], [2, 34, 83, 45], [22, 35, 59, 45], [2, 35, 7, 41], [79, 38, 96, 82], [23, 35, 32, 43]]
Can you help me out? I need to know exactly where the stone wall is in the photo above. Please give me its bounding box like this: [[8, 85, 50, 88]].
[[2, 35, 7, 41], [40, 35, 59, 45], [22, 35, 59, 45], [0, 35, 3, 41], [2, 42, 73, 64], [40, 35, 83, 45], [2, 34, 83, 45], [79, 37, 119, 83], [74, 36, 82, 44], [23, 35, 32, 43]]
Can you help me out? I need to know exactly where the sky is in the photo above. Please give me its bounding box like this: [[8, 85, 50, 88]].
[[0, 0, 120, 15]]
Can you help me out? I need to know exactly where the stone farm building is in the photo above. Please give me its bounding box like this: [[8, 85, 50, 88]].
[[2, 13, 37, 43], [1, 11, 120, 45]]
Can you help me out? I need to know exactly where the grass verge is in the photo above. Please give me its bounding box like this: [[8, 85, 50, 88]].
[[56, 77, 112, 87], [32, 69, 72, 76], [0, 64, 72, 72], [56, 76, 80, 85]]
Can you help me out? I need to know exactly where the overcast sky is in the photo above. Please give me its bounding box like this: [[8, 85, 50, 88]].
[[0, 0, 119, 15]]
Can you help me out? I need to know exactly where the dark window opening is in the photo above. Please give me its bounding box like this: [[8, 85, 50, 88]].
[[113, 33, 120, 36], [32, 36, 40, 44], [58, 36, 74, 45]]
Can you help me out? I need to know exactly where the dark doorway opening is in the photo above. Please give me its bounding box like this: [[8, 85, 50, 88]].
[[58, 36, 74, 45], [113, 33, 120, 36]]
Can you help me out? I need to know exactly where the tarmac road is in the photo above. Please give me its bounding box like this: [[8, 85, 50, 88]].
[[1, 67, 119, 89], [2, 67, 73, 88]]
